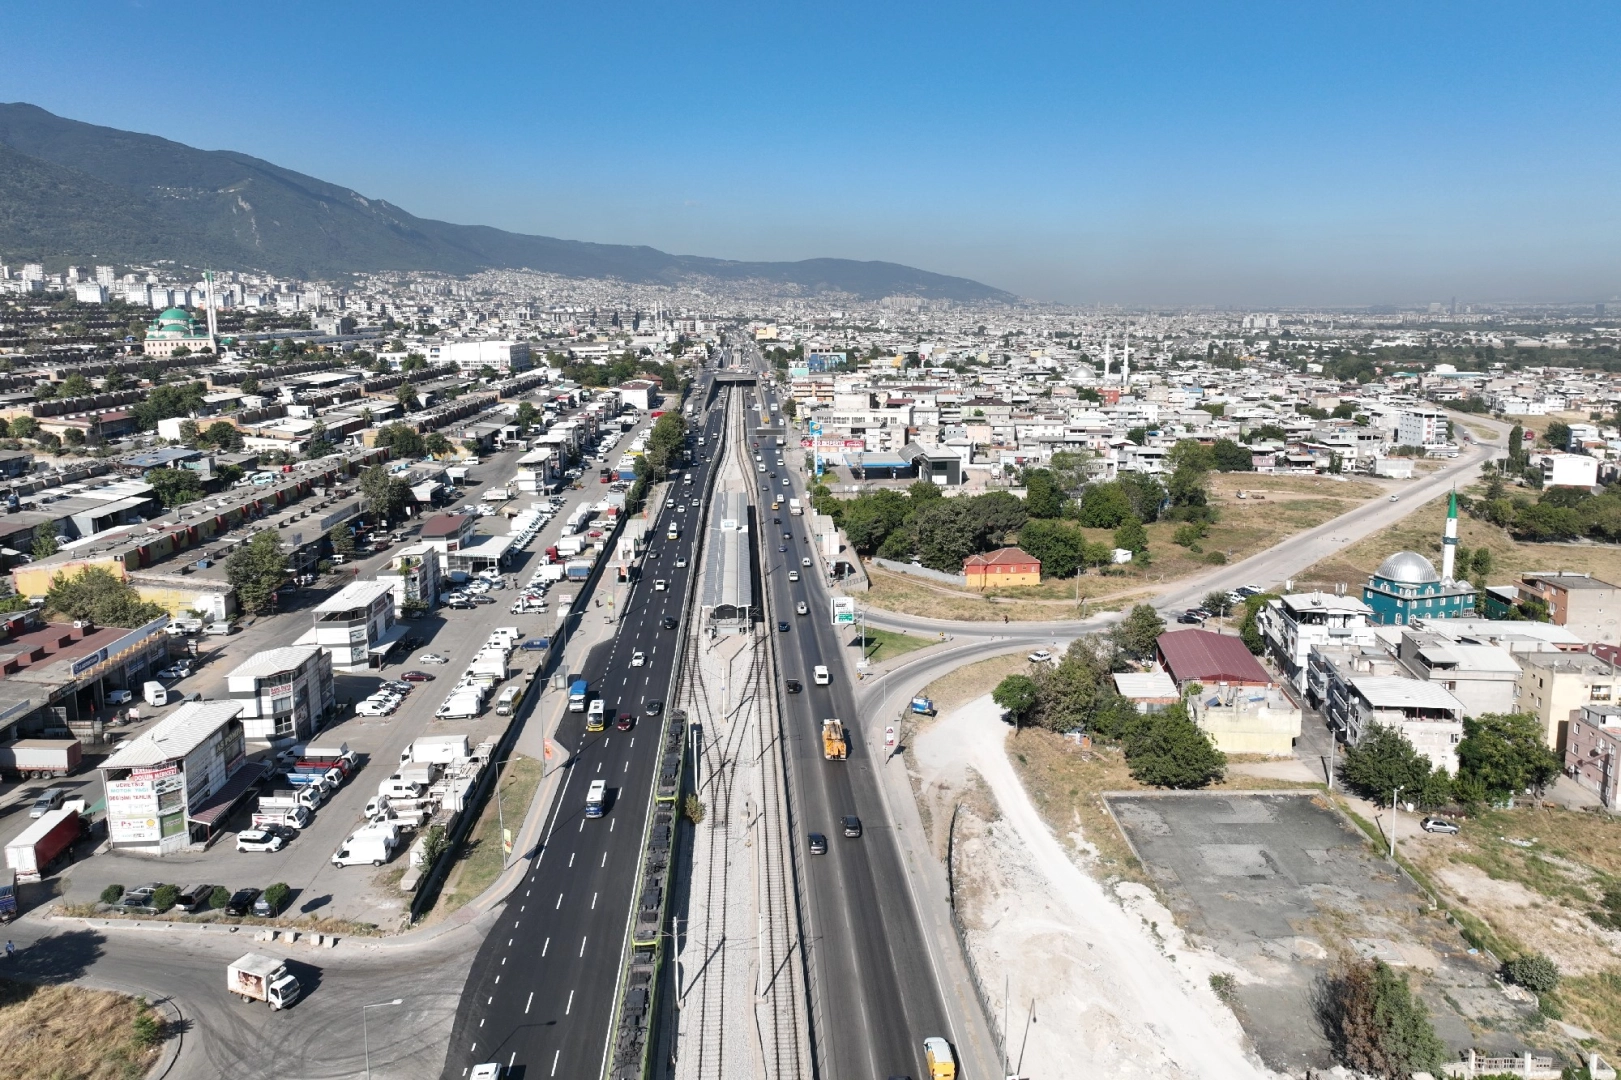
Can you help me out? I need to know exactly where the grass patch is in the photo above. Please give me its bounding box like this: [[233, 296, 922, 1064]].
[[0, 979, 162, 1080], [1562, 971, 1621, 1054], [849, 626, 931, 664], [433, 754, 545, 917]]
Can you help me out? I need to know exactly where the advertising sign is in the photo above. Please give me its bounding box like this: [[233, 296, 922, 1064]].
[[832, 597, 856, 626], [106, 778, 160, 842]]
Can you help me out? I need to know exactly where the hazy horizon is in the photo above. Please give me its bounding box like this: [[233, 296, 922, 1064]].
[[3, 1, 1617, 308]]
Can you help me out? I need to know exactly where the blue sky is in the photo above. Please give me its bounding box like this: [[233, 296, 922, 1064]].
[[4, 1, 1617, 305]]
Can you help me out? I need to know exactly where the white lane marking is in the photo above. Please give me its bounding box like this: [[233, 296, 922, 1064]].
[[579, 819, 585, 832], [480, 1017, 485, 1027], [597, 762, 602, 773], [610, 818, 615, 832], [551, 1050, 560, 1076], [592, 892, 598, 909], [629, 737, 635, 748], [579, 936, 588, 956], [542, 937, 550, 956], [556, 893, 563, 909], [566, 989, 574, 1015], [525, 991, 533, 1013], [501, 957, 506, 966], [601, 851, 607, 867], [568, 852, 574, 867], [509, 1052, 517, 1069]]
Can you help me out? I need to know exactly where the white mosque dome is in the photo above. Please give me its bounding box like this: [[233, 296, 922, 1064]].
[[1374, 551, 1440, 585]]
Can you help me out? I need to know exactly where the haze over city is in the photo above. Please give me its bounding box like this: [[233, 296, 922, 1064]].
[[3, 0, 1616, 306]]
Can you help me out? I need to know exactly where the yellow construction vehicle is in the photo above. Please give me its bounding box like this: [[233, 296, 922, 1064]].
[[821, 719, 847, 760]]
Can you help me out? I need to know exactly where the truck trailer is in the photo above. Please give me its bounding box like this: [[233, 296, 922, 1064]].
[[5, 808, 83, 883], [0, 739, 82, 779]]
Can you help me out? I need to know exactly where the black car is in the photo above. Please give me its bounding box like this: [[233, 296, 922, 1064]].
[[661, 616, 678, 629], [786, 679, 802, 693], [808, 832, 828, 855], [225, 887, 262, 916], [773, 517, 781, 524], [778, 621, 790, 633], [842, 816, 863, 838], [262, 823, 298, 844], [646, 699, 664, 716], [1177, 613, 1203, 624]]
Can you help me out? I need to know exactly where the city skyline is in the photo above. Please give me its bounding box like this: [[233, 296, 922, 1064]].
[[2, 1, 1617, 307]]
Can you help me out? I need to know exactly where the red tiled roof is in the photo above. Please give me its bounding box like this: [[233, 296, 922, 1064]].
[[963, 546, 1039, 570], [1155, 629, 1274, 687], [419, 514, 468, 539]]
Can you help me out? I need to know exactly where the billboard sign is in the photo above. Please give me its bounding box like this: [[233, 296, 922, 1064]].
[[832, 597, 856, 626]]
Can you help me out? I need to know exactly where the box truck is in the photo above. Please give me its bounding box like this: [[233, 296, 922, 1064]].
[[227, 953, 302, 1010], [259, 788, 322, 813], [568, 678, 589, 712], [142, 681, 168, 707], [5, 808, 83, 883], [0, 739, 82, 779]]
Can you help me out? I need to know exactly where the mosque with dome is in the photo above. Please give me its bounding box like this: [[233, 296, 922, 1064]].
[[141, 307, 213, 358], [1360, 493, 1477, 624]]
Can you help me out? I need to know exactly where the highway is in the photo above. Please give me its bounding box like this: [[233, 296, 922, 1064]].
[[733, 344, 957, 1080], [439, 376, 727, 1079]]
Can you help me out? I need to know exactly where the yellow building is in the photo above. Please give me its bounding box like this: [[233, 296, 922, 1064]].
[[1515, 651, 1620, 753], [962, 547, 1041, 589]]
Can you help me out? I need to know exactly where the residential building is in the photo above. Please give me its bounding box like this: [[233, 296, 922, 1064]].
[[1396, 408, 1448, 447], [1565, 704, 1621, 808], [1392, 629, 1522, 717], [430, 340, 532, 375], [1257, 591, 1379, 692], [1515, 650, 1621, 752], [1188, 684, 1302, 755], [376, 544, 441, 614], [1322, 667, 1465, 774], [1155, 629, 1278, 690], [1111, 672, 1180, 711], [99, 700, 254, 854], [224, 645, 335, 743], [962, 546, 1041, 589], [1541, 452, 1600, 488], [298, 579, 402, 669], [1515, 572, 1621, 644]]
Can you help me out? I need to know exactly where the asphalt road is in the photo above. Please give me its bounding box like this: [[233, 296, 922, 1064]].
[[736, 352, 955, 1080], [438, 379, 727, 1080]]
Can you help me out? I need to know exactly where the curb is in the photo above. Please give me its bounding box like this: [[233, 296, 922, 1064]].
[[145, 994, 184, 1080]]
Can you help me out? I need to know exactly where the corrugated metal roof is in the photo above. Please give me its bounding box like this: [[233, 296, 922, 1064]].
[[1155, 629, 1274, 686], [1113, 672, 1179, 699], [100, 700, 244, 770], [227, 645, 322, 680]]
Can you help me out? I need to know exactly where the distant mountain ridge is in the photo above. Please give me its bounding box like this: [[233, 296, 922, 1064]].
[[0, 103, 1013, 302]]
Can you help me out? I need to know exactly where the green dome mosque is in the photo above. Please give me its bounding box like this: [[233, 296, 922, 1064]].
[[142, 306, 213, 358]]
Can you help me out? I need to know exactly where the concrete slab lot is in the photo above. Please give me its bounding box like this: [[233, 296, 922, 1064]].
[[1106, 792, 1533, 1073]]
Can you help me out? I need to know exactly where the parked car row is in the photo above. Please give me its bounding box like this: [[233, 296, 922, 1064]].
[[111, 881, 286, 918], [355, 679, 415, 716]]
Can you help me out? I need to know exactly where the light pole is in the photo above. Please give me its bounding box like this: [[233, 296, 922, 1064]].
[[1389, 786, 1403, 860], [492, 756, 520, 869], [362, 998, 403, 1080]]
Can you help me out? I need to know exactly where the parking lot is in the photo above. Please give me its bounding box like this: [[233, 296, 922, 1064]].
[[0, 404, 654, 931], [1106, 791, 1532, 1073]]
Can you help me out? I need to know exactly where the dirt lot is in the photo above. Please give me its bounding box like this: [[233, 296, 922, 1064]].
[[1109, 791, 1536, 1073], [1401, 802, 1621, 1060], [0, 979, 161, 1080], [864, 474, 1384, 621]]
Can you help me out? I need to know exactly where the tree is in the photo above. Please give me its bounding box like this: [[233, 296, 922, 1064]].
[[133, 381, 206, 431], [1078, 482, 1134, 528], [992, 674, 1040, 730], [1542, 419, 1571, 450], [1319, 959, 1445, 1079], [146, 467, 204, 509], [1117, 472, 1166, 523], [358, 465, 412, 523], [1502, 953, 1560, 993], [395, 382, 421, 411], [31, 524, 57, 560], [239, 374, 260, 395], [1237, 594, 1276, 654], [225, 530, 288, 615], [1114, 603, 1165, 659], [1023, 468, 1065, 518], [1018, 518, 1086, 578], [969, 490, 1028, 541], [1049, 449, 1091, 493], [9, 415, 38, 440], [59, 373, 92, 399], [1113, 518, 1148, 555], [374, 423, 426, 459], [514, 401, 540, 432], [1202, 590, 1235, 617], [911, 499, 980, 573], [303, 421, 334, 459], [841, 489, 910, 554], [1508, 423, 1523, 460], [328, 524, 356, 556], [1030, 637, 1117, 732], [177, 419, 200, 446], [62, 428, 84, 448], [1455, 712, 1559, 802], [44, 566, 166, 626], [1338, 724, 1432, 801], [424, 432, 452, 458], [1123, 704, 1226, 788], [1211, 438, 1254, 472], [642, 412, 687, 480], [202, 420, 242, 451]]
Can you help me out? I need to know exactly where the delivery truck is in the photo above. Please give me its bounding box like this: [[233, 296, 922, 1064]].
[[0, 739, 82, 779], [227, 953, 302, 1010], [259, 788, 322, 813], [252, 806, 312, 831], [564, 559, 592, 581], [401, 734, 470, 765], [6, 807, 83, 883], [142, 680, 168, 707], [276, 742, 354, 770], [788, 498, 803, 516], [568, 678, 589, 712]]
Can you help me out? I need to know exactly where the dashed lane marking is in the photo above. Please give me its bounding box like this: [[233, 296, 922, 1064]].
[[525, 992, 533, 1013], [566, 989, 574, 1015], [542, 937, 550, 956]]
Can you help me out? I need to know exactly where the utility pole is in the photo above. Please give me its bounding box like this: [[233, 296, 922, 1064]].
[[1389, 786, 1403, 859]]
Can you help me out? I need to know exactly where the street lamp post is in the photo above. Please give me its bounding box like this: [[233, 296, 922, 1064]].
[[362, 998, 404, 1080], [1389, 786, 1403, 860]]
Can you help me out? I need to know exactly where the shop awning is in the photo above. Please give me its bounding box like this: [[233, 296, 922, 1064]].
[[188, 761, 269, 828]]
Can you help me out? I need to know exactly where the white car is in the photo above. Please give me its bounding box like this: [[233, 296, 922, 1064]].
[[654, 579, 667, 592], [355, 700, 390, 716], [788, 571, 800, 582], [796, 601, 808, 615], [106, 689, 133, 705], [675, 557, 687, 568], [801, 556, 812, 567], [631, 651, 646, 667], [236, 829, 285, 853], [419, 654, 450, 664], [1028, 650, 1054, 663]]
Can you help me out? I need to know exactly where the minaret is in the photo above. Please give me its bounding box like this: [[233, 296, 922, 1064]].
[[1103, 333, 1112, 379], [1441, 490, 1459, 581], [1122, 329, 1131, 388], [203, 269, 219, 352]]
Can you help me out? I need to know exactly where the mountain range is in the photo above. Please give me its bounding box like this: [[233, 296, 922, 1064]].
[[0, 103, 1012, 303]]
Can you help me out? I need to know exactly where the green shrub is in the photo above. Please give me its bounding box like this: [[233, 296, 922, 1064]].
[[99, 884, 124, 905], [208, 886, 231, 910], [1318, 958, 1445, 1077], [131, 1000, 163, 1048], [1503, 953, 1561, 993], [1203, 550, 1227, 565], [1209, 972, 1236, 1003], [684, 794, 706, 824], [261, 883, 291, 916], [150, 884, 179, 913]]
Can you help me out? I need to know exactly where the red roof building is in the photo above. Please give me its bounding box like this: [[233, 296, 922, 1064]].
[[963, 546, 1041, 589], [1155, 628, 1276, 689]]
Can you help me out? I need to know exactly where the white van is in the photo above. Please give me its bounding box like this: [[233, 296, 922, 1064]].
[[332, 830, 395, 868], [142, 680, 168, 707], [813, 665, 830, 686], [495, 686, 522, 717], [377, 778, 426, 801]]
